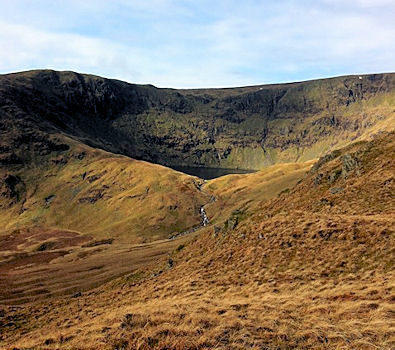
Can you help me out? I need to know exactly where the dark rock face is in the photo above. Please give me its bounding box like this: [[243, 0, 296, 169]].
[[311, 150, 342, 173], [0, 153, 22, 165], [0, 174, 26, 208], [44, 195, 56, 207], [0, 70, 394, 170]]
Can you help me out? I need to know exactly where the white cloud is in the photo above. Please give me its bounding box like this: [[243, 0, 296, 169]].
[[323, 0, 394, 7], [0, 1, 394, 88], [0, 21, 144, 79]]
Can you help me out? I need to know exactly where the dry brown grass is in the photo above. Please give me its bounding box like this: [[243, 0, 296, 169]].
[[1, 133, 394, 349], [205, 161, 315, 225], [2, 240, 393, 350], [0, 141, 314, 305]]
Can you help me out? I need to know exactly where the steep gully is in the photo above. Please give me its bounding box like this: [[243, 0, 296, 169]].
[[169, 205, 211, 240], [169, 180, 213, 240]]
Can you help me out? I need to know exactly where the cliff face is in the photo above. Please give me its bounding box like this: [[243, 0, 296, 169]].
[[1, 70, 394, 170]]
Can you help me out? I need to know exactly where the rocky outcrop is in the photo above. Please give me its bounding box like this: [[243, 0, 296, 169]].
[[342, 153, 360, 177], [0, 174, 26, 208]]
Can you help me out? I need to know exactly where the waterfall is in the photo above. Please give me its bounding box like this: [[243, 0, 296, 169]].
[[200, 207, 209, 226]]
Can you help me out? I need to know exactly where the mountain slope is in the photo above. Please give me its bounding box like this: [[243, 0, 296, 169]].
[[1, 70, 394, 170], [1, 131, 393, 350], [0, 136, 209, 242], [0, 145, 313, 304]]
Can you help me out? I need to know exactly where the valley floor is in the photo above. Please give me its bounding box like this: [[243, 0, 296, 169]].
[[1, 205, 394, 350], [0, 230, 199, 305]]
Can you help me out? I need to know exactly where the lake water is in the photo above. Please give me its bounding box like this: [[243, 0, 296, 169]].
[[171, 166, 256, 180]]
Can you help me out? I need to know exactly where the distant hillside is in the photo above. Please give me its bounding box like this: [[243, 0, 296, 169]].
[[1, 70, 394, 170]]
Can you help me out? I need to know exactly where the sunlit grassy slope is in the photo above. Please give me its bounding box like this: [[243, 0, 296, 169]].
[[0, 137, 210, 243], [0, 139, 316, 305], [204, 161, 315, 225], [2, 132, 393, 350]]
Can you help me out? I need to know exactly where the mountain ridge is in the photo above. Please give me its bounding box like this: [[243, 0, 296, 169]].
[[1, 69, 394, 170], [4, 68, 394, 90]]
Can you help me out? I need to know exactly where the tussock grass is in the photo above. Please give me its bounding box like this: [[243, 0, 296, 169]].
[[1, 133, 394, 349]]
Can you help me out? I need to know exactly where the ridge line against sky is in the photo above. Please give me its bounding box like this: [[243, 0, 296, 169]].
[[0, 0, 394, 88]]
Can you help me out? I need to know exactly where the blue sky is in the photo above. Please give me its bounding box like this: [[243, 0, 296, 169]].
[[0, 0, 394, 88]]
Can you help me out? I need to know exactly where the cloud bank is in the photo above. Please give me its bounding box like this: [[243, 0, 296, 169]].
[[0, 0, 394, 88]]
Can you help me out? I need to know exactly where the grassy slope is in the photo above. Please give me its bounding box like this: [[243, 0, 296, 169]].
[[204, 161, 315, 225], [1, 132, 393, 350], [0, 137, 210, 243], [0, 136, 213, 304], [0, 142, 314, 305]]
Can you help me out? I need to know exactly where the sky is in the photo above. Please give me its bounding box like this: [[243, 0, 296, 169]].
[[0, 0, 394, 88]]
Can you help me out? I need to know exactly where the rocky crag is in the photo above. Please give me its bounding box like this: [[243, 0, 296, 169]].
[[1, 70, 394, 170]]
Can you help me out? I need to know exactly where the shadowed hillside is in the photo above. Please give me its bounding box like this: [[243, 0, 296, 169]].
[[1, 70, 394, 170]]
